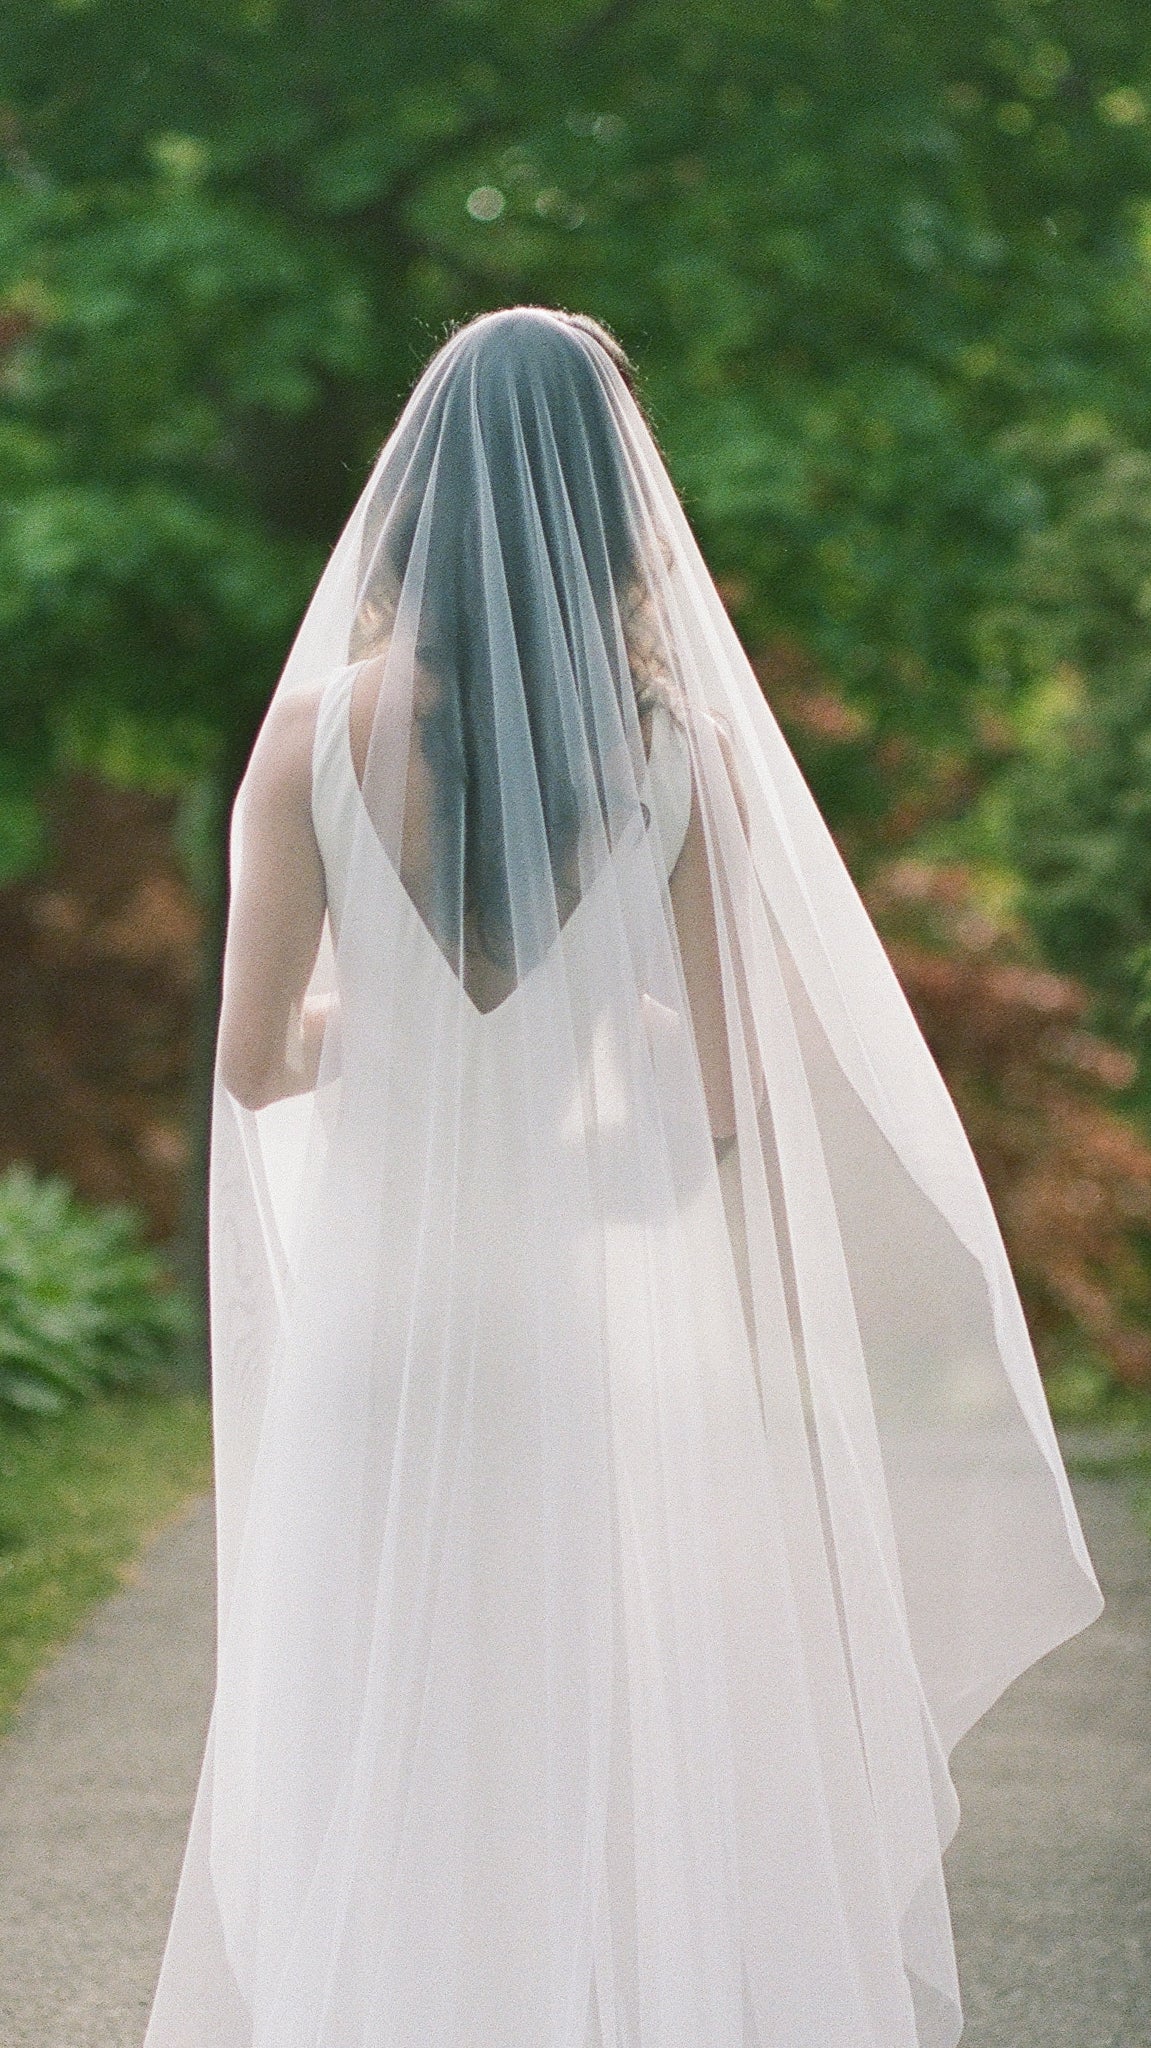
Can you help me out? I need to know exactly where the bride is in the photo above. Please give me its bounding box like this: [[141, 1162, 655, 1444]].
[[143, 305, 1102, 2048]]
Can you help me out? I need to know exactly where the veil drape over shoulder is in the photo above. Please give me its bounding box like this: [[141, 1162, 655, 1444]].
[[143, 307, 1102, 2048]]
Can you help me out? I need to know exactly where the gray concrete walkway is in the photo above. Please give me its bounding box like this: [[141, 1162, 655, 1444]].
[[0, 1498, 215, 2048], [947, 1461, 1151, 2048], [0, 1468, 1147, 2048]]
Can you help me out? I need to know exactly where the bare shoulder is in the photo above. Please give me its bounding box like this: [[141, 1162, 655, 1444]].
[[245, 684, 324, 808]]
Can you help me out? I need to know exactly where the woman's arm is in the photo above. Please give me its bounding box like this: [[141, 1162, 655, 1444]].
[[216, 689, 329, 1112]]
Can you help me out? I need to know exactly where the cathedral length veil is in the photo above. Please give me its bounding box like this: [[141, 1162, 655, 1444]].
[[143, 307, 1102, 2048]]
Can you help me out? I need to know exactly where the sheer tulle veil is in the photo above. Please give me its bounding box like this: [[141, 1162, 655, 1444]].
[[142, 305, 1103, 2048]]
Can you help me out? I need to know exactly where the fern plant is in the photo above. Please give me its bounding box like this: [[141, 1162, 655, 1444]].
[[0, 1166, 190, 1420]]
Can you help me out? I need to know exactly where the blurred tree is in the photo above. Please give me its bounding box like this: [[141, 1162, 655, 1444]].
[[5, 0, 1151, 1371], [981, 415, 1151, 1074], [3, 1, 1151, 822], [869, 855, 1151, 1390]]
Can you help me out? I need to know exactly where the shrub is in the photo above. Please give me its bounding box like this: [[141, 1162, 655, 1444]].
[[0, 1165, 190, 1420], [869, 859, 1151, 1389]]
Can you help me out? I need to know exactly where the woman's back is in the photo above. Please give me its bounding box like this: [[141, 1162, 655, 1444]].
[[313, 659, 694, 1005]]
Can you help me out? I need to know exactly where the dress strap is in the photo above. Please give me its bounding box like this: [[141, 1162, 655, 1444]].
[[641, 700, 693, 881]]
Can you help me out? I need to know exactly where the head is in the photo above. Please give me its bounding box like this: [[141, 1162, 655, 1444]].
[[349, 307, 670, 965], [350, 307, 652, 664]]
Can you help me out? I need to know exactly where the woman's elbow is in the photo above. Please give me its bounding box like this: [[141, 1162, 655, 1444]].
[[221, 1070, 275, 1114], [217, 1039, 282, 1112]]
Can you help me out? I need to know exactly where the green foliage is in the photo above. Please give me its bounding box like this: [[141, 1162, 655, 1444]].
[[0, 0, 1149, 1406], [1, 0, 1151, 1076], [980, 416, 1151, 1064], [0, 1165, 190, 1419], [3, 0, 1151, 836], [0, 1390, 211, 1728], [0, 775, 45, 882]]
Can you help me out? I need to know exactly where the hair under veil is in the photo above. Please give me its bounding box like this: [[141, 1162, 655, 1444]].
[[345, 309, 676, 976], [143, 306, 1102, 2048]]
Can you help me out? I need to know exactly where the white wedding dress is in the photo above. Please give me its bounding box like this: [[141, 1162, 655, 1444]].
[[298, 667, 918, 2048], [142, 306, 1102, 2048]]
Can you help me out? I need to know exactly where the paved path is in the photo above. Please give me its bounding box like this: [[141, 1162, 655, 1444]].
[[947, 1463, 1151, 2048], [0, 1468, 1147, 2048], [0, 1499, 215, 2048]]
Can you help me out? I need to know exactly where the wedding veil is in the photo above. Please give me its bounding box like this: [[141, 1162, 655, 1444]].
[[144, 306, 1102, 2048]]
